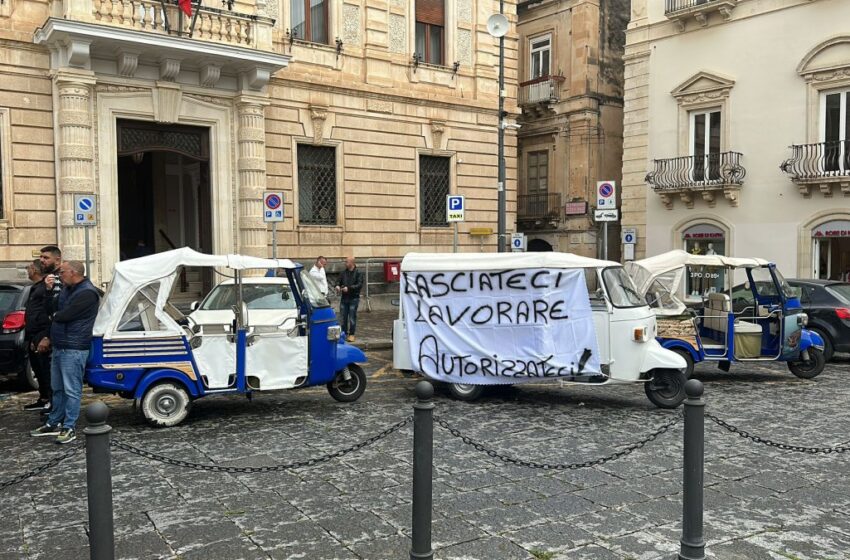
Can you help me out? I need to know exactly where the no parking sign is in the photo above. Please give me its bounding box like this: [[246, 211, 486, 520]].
[[597, 181, 617, 209], [263, 192, 284, 223]]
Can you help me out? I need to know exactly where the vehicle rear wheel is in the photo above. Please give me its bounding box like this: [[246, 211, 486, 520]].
[[18, 360, 38, 391], [448, 383, 484, 401], [141, 382, 191, 427], [644, 369, 687, 409], [788, 347, 826, 379], [809, 328, 834, 362], [672, 348, 695, 379], [327, 364, 367, 402]]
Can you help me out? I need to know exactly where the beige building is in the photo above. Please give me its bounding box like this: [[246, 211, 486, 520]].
[[623, 0, 850, 278], [0, 0, 518, 291], [514, 0, 626, 257]]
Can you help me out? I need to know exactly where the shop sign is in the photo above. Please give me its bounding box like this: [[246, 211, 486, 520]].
[[565, 201, 588, 216], [812, 220, 850, 238], [682, 224, 724, 240]]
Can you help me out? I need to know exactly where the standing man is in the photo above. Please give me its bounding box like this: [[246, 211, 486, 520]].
[[22, 260, 52, 412], [309, 256, 329, 296], [31, 261, 101, 444], [335, 257, 363, 342]]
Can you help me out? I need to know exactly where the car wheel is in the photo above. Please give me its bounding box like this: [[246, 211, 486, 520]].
[[644, 369, 687, 409], [809, 328, 834, 362], [141, 382, 191, 427], [788, 347, 826, 380], [327, 364, 367, 403], [448, 383, 484, 401], [18, 360, 38, 391]]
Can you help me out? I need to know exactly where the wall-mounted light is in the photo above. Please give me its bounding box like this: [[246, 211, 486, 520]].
[[335, 37, 344, 59], [411, 53, 422, 73], [452, 61, 460, 78], [285, 28, 297, 46], [221, 0, 235, 9]]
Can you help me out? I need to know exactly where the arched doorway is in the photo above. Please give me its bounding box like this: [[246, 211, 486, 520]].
[[528, 238, 553, 252], [811, 220, 850, 280]]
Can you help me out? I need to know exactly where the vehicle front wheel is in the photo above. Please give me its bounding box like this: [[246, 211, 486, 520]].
[[644, 369, 687, 409], [788, 347, 826, 379], [327, 364, 367, 402], [672, 348, 695, 379], [809, 328, 834, 362], [141, 382, 191, 427], [448, 383, 484, 401], [19, 360, 38, 391]]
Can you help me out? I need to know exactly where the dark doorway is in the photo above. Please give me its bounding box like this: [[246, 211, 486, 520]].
[[528, 238, 554, 252]]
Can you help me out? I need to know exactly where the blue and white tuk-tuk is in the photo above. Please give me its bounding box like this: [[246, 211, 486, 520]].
[[88, 248, 367, 426], [625, 250, 826, 379]]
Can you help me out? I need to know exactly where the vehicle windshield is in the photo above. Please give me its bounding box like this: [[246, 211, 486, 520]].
[[772, 267, 799, 299], [602, 267, 646, 308], [200, 283, 297, 311], [300, 271, 330, 308], [645, 275, 684, 312], [826, 284, 850, 305]]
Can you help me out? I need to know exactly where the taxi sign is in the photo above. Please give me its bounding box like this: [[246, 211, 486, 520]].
[[74, 194, 97, 226], [263, 191, 284, 223], [447, 195, 465, 222]]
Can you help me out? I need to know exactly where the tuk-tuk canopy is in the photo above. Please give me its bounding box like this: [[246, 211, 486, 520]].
[[94, 248, 299, 337], [401, 251, 619, 272], [625, 250, 770, 296]]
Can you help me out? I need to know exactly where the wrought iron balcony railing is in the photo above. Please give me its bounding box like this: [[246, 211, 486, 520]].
[[518, 76, 564, 106], [518, 192, 562, 221], [666, 0, 720, 14], [646, 152, 745, 209], [780, 141, 850, 180], [665, 0, 736, 28]]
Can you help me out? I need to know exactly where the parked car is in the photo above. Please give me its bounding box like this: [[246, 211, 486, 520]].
[[188, 277, 299, 330], [0, 281, 35, 389], [786, 279, 850, 361]]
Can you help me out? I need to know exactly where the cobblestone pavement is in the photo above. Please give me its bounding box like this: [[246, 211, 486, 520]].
[[1, 352, 850, 560]]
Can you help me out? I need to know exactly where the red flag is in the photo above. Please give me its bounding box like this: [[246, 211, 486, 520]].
[[179, 0, 192, 16]]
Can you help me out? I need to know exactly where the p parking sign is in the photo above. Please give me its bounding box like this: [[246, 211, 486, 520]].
[[74, 195, 97, 226], [446, 195, 465, 222]]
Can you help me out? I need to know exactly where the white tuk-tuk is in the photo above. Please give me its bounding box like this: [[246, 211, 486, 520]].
[[393, 252, 688, 408]]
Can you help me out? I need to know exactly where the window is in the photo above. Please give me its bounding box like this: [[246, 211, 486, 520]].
[[297, 144, 337, 226], [527, 151, 548, 194], [419, 155, 450, 227], [415, 0, 444, 65], [118, 283, 166, 332], [821, 90, 850, 173], [690, 109, 721, 181], [530, 35, 551, 80], [291, 0, 329, 44]]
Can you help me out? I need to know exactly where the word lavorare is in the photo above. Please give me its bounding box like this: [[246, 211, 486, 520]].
[[418, 335, 595, 379], [412, 297, 570, 326], [403, 269, 572, 299]]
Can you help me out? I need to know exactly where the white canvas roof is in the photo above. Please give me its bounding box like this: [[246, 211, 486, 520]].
[[401, 252, 619, 272], [625, 250, 770, 295], [94, 248, 298, 337]]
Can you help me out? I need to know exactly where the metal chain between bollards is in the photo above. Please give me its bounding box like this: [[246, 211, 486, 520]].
[[111, 416, 413, 472], [706, 414, 850, 454], [435, 415, 681, 470], [0, 447, 81, 489]]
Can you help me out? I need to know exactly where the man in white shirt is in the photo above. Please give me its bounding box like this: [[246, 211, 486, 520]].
[[309, 256, 329, 296]]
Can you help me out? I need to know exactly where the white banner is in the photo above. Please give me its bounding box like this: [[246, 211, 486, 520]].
[[402, 268, 602, 385]]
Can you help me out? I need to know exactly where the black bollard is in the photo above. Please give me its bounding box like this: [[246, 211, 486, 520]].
[[84, 401, 115, 560], [410, 380, 434, 560], [679, 379, 705, 560]]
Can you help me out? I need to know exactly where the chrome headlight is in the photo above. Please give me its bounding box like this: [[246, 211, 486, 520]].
[[327, 325, 341, 341], [798, 313, 808, 327]]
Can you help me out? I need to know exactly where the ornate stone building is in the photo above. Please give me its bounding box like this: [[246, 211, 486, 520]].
[[514, 0, 627, 257], [623, 0, 850, 277], [0, 0, 518, 290]]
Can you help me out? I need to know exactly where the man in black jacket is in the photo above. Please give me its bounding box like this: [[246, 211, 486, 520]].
[[335, 256, 363, 342], [22, 260, 52, 412], [31, 261, 101, 445]]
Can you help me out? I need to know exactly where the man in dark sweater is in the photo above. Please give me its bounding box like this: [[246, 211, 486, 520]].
[[31, 261, 101, 444], [335, 256, 363, 342], [22, 260, 53, 412]]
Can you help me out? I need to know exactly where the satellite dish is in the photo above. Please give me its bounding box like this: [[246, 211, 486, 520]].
[[486, 14, 509, 38]]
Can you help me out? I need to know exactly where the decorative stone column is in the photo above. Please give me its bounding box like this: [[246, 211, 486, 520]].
[[55, 71, 97, 273], [235, 95, 271, 260]]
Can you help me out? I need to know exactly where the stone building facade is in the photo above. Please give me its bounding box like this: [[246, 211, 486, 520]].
[[622, 0, 850, 278], [0, 0, 518, 287], [514, 0, 627, 257]]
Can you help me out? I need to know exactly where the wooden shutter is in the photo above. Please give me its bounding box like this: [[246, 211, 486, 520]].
[[416, 0, 444, 26]]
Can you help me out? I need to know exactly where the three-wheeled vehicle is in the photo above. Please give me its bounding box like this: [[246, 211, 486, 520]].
[[393, 252, 689, 408], [625, 250, 826, 379], [88, 248, 368, 426]]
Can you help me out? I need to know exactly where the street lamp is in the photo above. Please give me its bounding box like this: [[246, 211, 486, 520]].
[[487, 7, 508, 252]]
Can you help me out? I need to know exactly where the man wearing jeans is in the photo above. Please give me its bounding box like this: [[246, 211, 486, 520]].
[[335, 256, 363, 343], [31, 261, 101, 444]]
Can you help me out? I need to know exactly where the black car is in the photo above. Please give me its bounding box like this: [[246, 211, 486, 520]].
[[0, 281, 35, 388], [787, 279, 850, 362]]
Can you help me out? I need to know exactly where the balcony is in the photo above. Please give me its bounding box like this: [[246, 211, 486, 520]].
[[518, 76, 564, 117], [781, 141, 850, 197], [517, 192, 562, 228], [646, 151, 745, 209], [665, 0, 737, 30]]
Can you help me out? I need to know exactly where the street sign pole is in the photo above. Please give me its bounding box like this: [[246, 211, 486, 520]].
[[272, 221, 277, 259], [453, 222, 458, 254], [603, 222, 608, 261], [263, 191, 285, 259], [84, 226, 91, 277], [446, 195, 465, 253]]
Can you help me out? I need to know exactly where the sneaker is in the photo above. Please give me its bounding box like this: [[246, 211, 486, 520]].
[[347, 335, 356, 343], [30, 424, 61, 437], [55, 428, 76, 445], [23, 400, 49, 411]]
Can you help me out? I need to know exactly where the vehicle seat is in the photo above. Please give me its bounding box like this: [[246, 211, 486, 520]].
[[705, 293, 730, 333], [734, 320, 762, 358]]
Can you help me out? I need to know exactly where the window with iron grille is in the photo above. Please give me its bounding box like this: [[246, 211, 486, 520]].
[[419, 155, 450, 227], [297, 144, 337, 226]]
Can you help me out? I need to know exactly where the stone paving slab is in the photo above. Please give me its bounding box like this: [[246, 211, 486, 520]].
[[1, 352, 850, 559]]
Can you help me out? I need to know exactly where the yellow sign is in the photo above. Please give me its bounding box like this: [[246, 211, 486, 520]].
[[469, 227, 493, 236]]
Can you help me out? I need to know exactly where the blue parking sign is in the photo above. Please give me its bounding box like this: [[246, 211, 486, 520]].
[[446, 195, 465, 222]]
